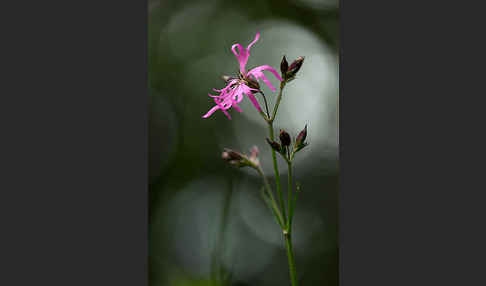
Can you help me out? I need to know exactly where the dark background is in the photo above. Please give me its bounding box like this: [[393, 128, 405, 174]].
[[149, 0, 339, 285]]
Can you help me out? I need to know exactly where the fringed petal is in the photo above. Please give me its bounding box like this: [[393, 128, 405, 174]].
[[231, 33, 260, 76], [248, 65, 283, 81], [202, 105, 220, 118], [247, 32, 260, 51], [245, 91, 262, 112], [232, 85, 245, 103], [247, 65, 283, 92], [260, 74, 276, 92], [231, 43, 248, 76], [232, 104, 242, 112]]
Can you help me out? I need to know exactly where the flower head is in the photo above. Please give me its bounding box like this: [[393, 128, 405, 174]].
[[203, 32, 283, 120]]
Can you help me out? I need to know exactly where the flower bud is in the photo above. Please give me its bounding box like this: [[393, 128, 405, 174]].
[[287, 56, 304, 80], [279, 129, 291, 147], [280, 55, 288, 76], [222, 149, 246, 167], [221, 148, 261, 168], [296, 124, 307, 143], [266, 138, 282, 153], [223, 149, 244, 160], [289, 56, 304, 73], [294, 124, 308, 152]]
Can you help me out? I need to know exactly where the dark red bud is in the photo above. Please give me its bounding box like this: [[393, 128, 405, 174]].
[[296, 125, 307, 143], [279, 129, 291, 147], [222, 149, 244, 161], [289, 56, 304, 71], [280, 56, 289, 76], [266, 138, 281, 152], [222, 149, 250, 167], [294, 125, 308, 152], [288, 56, 304, 78]]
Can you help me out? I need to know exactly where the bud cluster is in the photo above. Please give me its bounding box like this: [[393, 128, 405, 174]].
[[266, 125, 308, 160], [280, 56, 305, 82]]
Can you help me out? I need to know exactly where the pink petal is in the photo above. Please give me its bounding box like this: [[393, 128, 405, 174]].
[[247, 32, 260, 51], [247, 65, 283, 92], [262, 74, 277, 91], [240, 84, 258, 95], [232, 104, 242, 112], [220, 106, 231, 119], [231, 43, 248, 76], [208, 93, 223, 98], [232, 85, 245, 103], [231, 33, 261, 76], [248, 65, 283, 82], [245, 91, 262, 112], [215, 98, 232, 119], [202, 105, 220, 118], [247, 72, 274, 91], [215, 97, 232, 109], [213, 79, 238, 93]]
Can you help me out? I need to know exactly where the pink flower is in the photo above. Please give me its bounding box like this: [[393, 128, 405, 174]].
[[203, 32, 283, 120]]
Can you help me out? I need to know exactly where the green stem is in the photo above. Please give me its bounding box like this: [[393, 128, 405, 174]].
[[268, 123, 286, 225], [287, 161, 294, 231], [265, 80, 299, 286], [258, 90, 271, 118], [270, 81, 286, 122], [266, 81, 288, 226], [256, 166, 284, 228], [284, 233, 298, 286], [259, 110, 270, 122]]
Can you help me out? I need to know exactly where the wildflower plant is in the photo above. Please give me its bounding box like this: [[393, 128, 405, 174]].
[[203, 32, 307, 286]]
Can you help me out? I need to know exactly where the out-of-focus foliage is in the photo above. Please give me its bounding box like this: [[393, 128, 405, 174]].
[[149, 0, 339, 285]]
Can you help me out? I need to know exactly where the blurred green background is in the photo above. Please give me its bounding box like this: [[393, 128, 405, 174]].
[[149, 0, 339, 285]]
